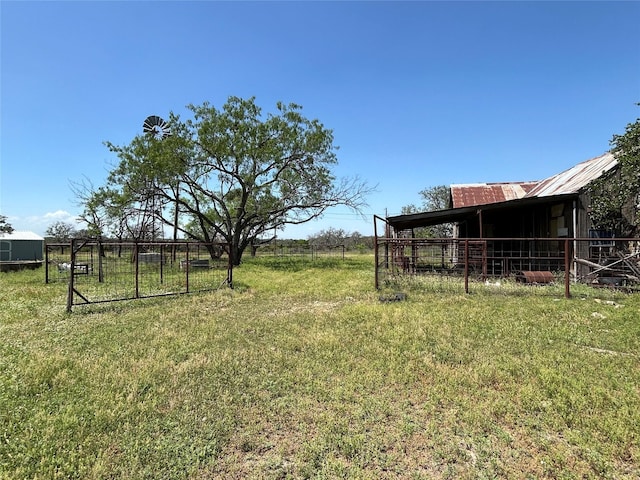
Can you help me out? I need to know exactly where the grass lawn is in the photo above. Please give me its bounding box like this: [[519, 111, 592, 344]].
[[1, 255, 639, 479]]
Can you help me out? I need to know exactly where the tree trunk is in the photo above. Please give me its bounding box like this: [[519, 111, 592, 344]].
[[204, 243, 222, 260], [229, 242, 247, 266]]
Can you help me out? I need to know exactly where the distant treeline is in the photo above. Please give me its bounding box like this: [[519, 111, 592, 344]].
[[261, 227, 375, 252]]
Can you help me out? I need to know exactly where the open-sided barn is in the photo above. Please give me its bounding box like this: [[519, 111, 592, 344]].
[[378, 152, 640, 285], [386, 152, 618, 241]]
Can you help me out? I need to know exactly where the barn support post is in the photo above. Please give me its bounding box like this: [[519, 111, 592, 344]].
[[572, 200, 578, 281], [373, 216, 380, 289], [384, 216, 390, 269]]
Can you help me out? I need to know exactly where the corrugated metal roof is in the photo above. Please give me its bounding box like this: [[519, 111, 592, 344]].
[[449, 152, 617, 208], [451, 182, 537, 208], [0, 231, 45, 241], [386, 151, 619, 231], [524, 152, 617, 198]]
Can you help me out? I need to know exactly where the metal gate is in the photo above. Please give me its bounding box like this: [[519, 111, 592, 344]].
[[65, 239, 232, 312]]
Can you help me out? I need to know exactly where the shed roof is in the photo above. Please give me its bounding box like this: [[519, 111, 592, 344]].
[[524, 152, 617, 198], [386, 151, 618, 231], [387, 194, 573, 231], [0, 231, 45, 241], [450, 182, 537, 208]]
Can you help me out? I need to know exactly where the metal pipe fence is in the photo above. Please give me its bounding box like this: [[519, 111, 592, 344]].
[[48, 239, 232, 312], [375, 237, 640, 297]]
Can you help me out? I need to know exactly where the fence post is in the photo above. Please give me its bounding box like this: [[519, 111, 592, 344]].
[[227, 243, 233, 288], [482, 240, 488, 280], [185, 242, 190, 293], [374, 235, 379, 290], [565, 238, 571, 298], [98, 239, 104, 283], [464, 239, 469, 294], [160, 243, 164, 285], [45, 244, 50, 284], [135, 242, 140, 298], [66, 239, 76, 313]]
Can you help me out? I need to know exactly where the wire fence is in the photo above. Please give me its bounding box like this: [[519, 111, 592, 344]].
[[45, 236, 640, 310], [47, 240, 232, 312], [374, 237, 640, 297], [252, 243, 349, 259]]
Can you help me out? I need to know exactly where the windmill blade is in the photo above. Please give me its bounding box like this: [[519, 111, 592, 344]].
[[143, 115, 171, 138]]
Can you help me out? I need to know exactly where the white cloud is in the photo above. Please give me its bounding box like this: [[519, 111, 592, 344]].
[[43, 210, 77, 220], [9, 210, 82, 236]]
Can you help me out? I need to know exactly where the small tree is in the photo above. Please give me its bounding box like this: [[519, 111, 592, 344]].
[[72, 178, 113, 239], [0, 215, 14, 234], [588, 113, 640, 236], [45, 221, 77, 242]]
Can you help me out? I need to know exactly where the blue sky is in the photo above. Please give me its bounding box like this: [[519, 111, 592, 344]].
[[1, 1, 639, 239]]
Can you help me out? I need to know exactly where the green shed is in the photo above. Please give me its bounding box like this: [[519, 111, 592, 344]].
[[0, 231, 44, 262]]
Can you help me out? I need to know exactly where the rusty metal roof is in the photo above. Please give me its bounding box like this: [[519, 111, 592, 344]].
[[386, 151, 619, 231], [524, 152, 617, 198], [451, 182, 537, 208], [450, 152, 617, 208]]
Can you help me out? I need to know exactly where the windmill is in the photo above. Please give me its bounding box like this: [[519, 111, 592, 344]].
[[139, 115, 171, 240]]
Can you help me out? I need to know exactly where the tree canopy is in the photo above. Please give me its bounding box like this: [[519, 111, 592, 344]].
[[402, 185, 453, 238], [0, 215, 14, 234], [588, 112, 640, 236], [79, 97, 371, 264], [45, 221, 77, 242], [307, 227, 372, 250]]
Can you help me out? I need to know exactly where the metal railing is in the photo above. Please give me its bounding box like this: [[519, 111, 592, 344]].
[[55, 239, 232, 312], [374, 236, 640, 297]]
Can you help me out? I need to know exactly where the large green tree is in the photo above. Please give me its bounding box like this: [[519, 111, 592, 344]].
[[81, 97, 371, 264], [588, 112, 640, 236]]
